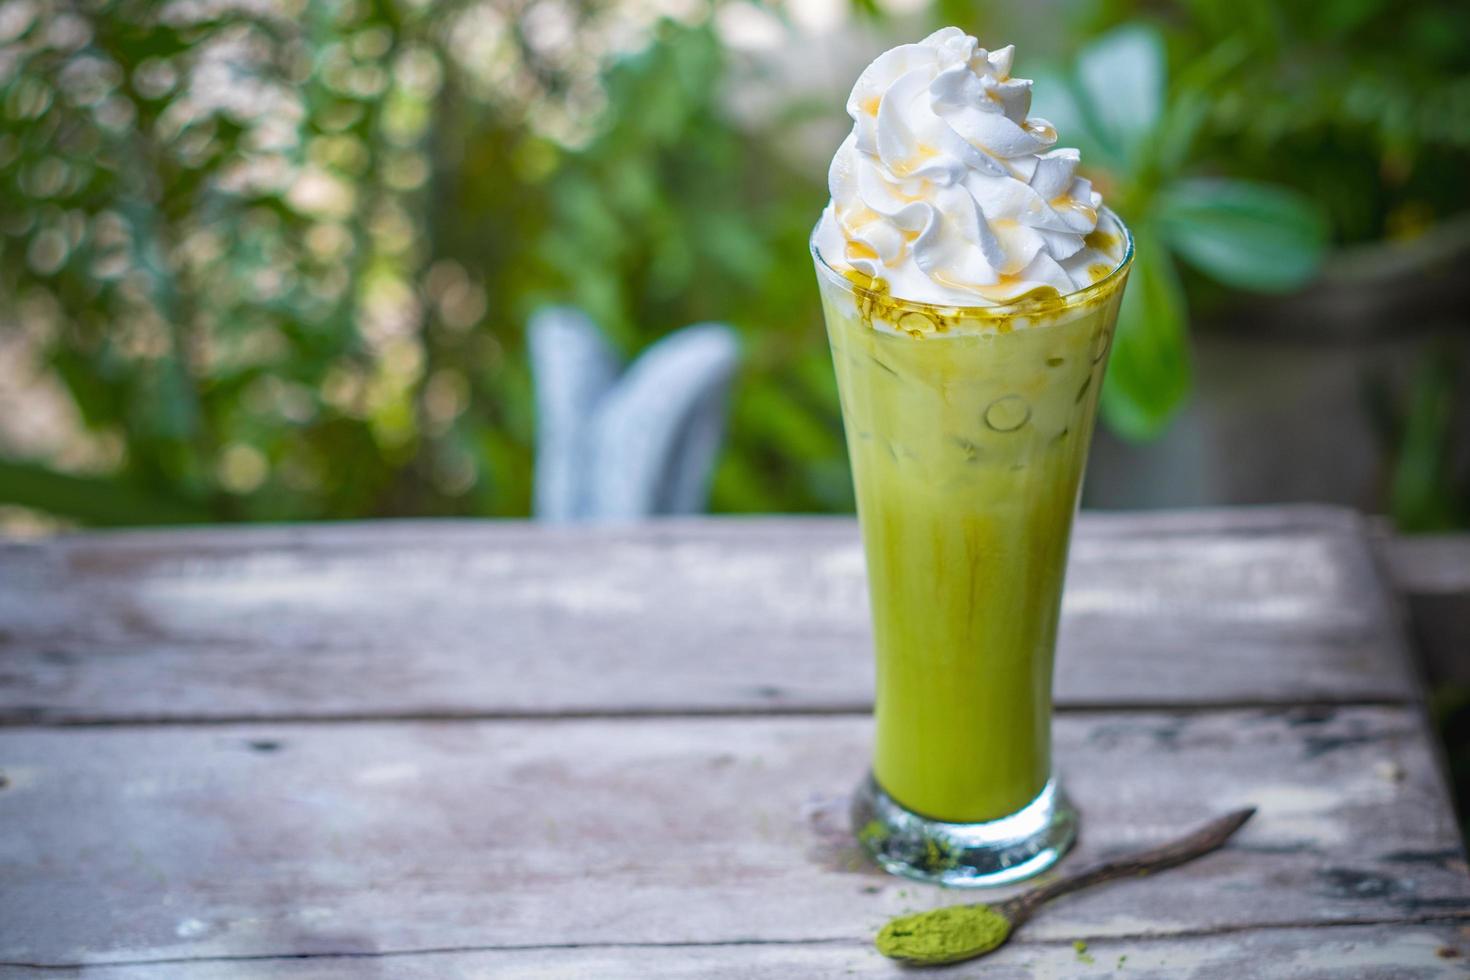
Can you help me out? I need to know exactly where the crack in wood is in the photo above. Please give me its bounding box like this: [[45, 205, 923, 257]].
[[0, 697, 1418, 730], [3, 915, 1468, 971]]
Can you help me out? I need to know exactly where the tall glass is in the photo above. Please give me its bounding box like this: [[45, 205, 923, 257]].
[[814, 215, 1133, 887]]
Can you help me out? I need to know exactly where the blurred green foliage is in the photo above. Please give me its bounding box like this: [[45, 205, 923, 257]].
[[0, 0, 852, 520], [1052, 0, 1470, 453], [1033, 24, 1331, 437], [0, 0, 1466, 524], [1099, 0, 1470, 242], [529, 21, 848, 512], [2, 0, 481, 522], [1388, 345, 1468, 532]]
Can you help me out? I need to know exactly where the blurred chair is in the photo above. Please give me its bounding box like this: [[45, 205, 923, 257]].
[[528, 307, 740, 522]]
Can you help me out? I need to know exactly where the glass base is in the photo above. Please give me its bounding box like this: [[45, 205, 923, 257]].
[[851, 772, 1078, 888]]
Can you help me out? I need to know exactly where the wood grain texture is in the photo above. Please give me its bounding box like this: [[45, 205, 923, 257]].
[[1, 708, 1464, 968], [0, 507, 1413, 723], [4, 925, 1464, 979]]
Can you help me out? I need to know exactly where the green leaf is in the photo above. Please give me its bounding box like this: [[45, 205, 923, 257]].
[[735, 382, 839, 462], [710, 452, 782, 513], [50, 348, 119, 429], [1390, 350, 1464, 531], [699, 210, 772, 288], [1151, 89, 1208, 180], [1075, 25, 1166, 166], [0, 459, 210, 526], [1154, 37, 1251, 179], [1155, 178, 1329, 291], [1101, 228, 1192, 441], [1028, 65, 1113, 171]]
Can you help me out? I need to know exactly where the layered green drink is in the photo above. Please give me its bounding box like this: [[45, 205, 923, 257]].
[[818, 238, 1129, 816], [812, 28, 1133, 885]]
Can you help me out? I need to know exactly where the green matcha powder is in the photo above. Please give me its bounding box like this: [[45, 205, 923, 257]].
[[876, 904, 1012, 963]]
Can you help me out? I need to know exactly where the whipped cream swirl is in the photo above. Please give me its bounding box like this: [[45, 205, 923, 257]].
[[814, 27, 1119, 307]]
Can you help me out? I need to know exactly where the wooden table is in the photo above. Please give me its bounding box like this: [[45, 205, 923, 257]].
[[1, 507, 1467, 977]]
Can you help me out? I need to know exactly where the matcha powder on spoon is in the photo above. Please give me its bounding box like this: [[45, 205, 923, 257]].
[[876, 904, 1013, 964]]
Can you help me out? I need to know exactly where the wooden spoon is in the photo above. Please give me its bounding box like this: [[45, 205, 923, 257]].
[[877, 807, 1256, 967]]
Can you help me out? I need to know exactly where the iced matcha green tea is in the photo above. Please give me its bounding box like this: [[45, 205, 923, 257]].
[[817, 237, 1130, 821], [812, 27, 1133, 885]]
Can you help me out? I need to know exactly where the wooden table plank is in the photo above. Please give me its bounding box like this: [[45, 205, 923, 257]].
[[0, 507, 1414, 724], [1, 708, 1463, 968], [1378, 532, 1470, 596], [1375, 527, 1470, 688], [1, 925, 1466, 979]]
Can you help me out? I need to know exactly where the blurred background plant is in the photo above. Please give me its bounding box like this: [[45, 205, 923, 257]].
[[1, 0, 1467, 528], [1030, 22, 1332, 440]]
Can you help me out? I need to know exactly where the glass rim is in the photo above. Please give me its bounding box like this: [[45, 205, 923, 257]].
[[810, 206, 1134, 319]]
